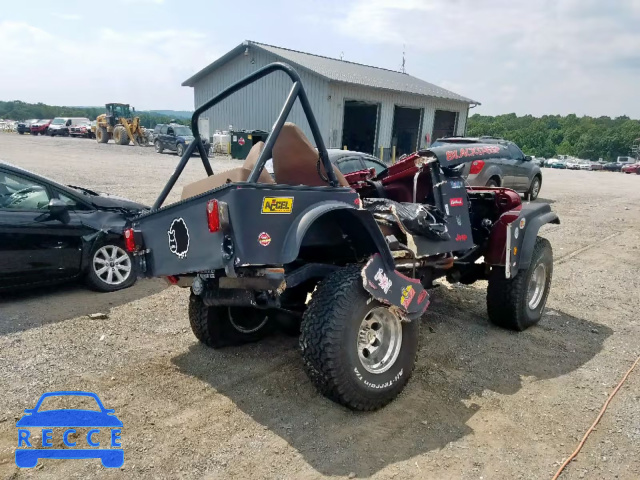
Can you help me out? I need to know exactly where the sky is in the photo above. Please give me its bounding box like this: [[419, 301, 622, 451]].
[[1, 0, 639, 117]]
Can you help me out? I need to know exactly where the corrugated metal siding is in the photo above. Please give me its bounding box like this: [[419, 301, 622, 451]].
[[328, 83, 468, 151], [192, 49, 330, 144]]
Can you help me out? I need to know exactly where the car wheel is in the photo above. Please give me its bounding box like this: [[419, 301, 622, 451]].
[[18, 131, 24, 135], [188, 293, 273, 348], [154, 140, 164, 153], [300, 265, 419, 411], [86, 242, 136, 292], [176, 143, 185, 157], [486, 178, 500, 188], [525, 175, 542, 201], [487, 237, 553, 331]]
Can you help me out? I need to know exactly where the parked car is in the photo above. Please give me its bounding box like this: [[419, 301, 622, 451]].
[[579, 162, 594, 171], [565, 159, 581, 170], [0, 162, 147, 291], [16, 119, 39, 134], [153, 123, 210, 157], [549, 159, 567, 169], [590, 162, 604, 171], [69, 121, 94, 138], [616, 156, 636, 166], [602, 162, 623, 172], [431, 137, 543, 200], [29, 119, 52, 135], [621, 163, 640, 174], [265, 149, 388, 179], [48, 117, 91, 137]]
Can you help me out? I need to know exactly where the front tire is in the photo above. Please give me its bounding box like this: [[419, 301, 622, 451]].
[[86, 242, 136, 292], [154, 140, 163, 153], [300, 265, 419, 411], [176, 143, 185, 157], [487, 237, 553, 331], [188, 294, 272, 348], [113, 126, 129, 145]]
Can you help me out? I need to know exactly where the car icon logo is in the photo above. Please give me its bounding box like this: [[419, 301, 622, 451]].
[[15, 391, 123, 468]]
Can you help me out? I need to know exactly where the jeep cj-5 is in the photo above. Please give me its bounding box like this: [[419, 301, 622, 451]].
[[125, 63, 560, 411]]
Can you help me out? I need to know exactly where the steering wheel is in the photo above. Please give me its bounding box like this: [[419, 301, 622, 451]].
[[1, 186, 41, 208]]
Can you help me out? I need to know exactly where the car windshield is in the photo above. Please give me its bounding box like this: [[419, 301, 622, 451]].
[[51, 119, 65, 125], [37, 395, 101, 412], [173, 126, 192, 136]]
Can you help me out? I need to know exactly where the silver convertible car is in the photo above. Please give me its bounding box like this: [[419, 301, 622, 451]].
[[432, 137, 543, 200]]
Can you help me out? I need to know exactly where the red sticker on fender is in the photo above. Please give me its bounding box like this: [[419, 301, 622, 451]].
[[258, 232, 271, 246]]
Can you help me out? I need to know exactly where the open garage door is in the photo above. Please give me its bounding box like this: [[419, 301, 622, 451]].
[[341, 101, 379, 154], [432, 110, 458, 144], [392, 106, 422, 157]]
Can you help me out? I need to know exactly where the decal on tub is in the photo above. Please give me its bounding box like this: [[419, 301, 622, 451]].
[[450, 197, 464, 207], [168, 218, 189, 259], [262, 197, 294, 214], [455, 234, 468, 242], [449, 179, 464, 189], [258, 232, 271, 246], [519, 218, 526, 229]]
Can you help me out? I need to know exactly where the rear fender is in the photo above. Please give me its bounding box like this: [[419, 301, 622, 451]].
[[486, 203, 559, 277], [281, 203, 395, 271], [479, 164, 503, 184]]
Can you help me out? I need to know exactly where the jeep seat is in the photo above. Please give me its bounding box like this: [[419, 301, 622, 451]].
[[242, 141, 276, 184], [272, 123, 349, 187]]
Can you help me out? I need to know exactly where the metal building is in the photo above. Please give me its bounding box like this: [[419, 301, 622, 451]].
[[183, 41, 479, 158]]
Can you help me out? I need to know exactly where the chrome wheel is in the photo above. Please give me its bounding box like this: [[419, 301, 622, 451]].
[[357, 307, 403, 374], [527, 263, 547, 309], [228, 307, 269, 334], [93, 245, 132, 286]]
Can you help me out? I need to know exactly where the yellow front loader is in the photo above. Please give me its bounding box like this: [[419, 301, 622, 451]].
[[95, 103, 148, 146]]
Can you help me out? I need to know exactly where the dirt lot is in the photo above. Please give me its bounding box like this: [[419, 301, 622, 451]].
[[0, 133, 639, 480]]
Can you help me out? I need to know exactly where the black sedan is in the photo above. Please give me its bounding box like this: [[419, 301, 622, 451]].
[[602, 162, 623, 172], [0, 162, 147, 292]]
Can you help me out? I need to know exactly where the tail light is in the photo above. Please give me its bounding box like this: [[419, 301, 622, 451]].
[[470, 160, 485, 175], [123, 228, 136, 252], [207, 199, 220, 232]]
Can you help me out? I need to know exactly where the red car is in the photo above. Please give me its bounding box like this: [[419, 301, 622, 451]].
[[29, 119, 52, 135], [621, 163, 640, 174], [69, 121, 94, 138]]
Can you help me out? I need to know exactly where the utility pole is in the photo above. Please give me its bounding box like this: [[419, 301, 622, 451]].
[[401, 44, 406, 73]]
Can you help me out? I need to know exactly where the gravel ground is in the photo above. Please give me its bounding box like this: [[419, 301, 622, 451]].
[[0, 133, 639, 479]]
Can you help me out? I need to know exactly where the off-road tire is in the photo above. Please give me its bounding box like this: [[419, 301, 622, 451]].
[[487, 237, 553, 331], [154, 140, 164, 153], [113, 126, 130, 145], [300, 265, 419, 411], [188, 293, 272, 348], [525, 175, 542, 201], [96, 126, 109, 143]]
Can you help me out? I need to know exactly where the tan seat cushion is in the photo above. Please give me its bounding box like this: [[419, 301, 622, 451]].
[[242, 141, 275, 184], [272, 123, 349, 187]]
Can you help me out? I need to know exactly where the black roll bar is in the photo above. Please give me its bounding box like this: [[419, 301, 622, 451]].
[[152, 62, 337, 210]]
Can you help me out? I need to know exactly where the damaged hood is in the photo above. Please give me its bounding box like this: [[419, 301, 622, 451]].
[[68, 185, 147, 212]]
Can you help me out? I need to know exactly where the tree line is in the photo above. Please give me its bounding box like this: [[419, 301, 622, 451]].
[[467, 113, 640, 161], [0, 101, 187, 129]]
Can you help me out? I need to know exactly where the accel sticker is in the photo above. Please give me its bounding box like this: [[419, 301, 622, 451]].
[[258, 232, 271, 246], [262, 197, 293, 214]]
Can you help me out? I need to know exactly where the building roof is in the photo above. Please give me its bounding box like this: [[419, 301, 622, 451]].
[[182, 41, 479, 105]]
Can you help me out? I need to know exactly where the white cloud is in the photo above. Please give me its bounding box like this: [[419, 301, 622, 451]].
[[52, 13, 82, 21], [0, 21, 219, 110], [330, 0, 640, 116]]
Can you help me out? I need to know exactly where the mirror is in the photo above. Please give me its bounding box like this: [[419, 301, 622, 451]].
[[48, 198, 68, 216], [524, 155, 532, 161]]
